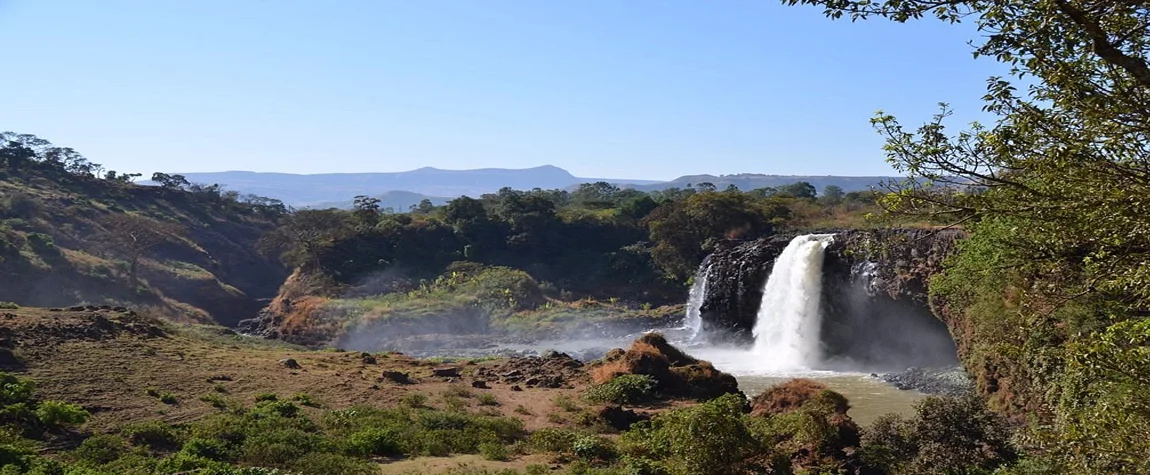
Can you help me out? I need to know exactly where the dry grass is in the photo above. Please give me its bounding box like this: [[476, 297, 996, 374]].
[[2, 306, 592, 434]]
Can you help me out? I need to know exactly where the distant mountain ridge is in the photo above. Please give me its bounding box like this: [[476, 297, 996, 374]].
[[157, 166, 899, 207]]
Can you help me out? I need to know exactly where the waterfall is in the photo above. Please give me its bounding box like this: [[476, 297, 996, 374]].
[[752, 234, 835, 371], [683, 263, 712, 340]]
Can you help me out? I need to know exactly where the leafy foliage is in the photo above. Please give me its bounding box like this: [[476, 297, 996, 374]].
[[584, 374, 658, 405], [779, 0, 1150, 470]]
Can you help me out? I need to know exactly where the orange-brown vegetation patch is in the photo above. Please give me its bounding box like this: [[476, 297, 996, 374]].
[[591, 332, 741, 400], [749, 378, 844, 417]]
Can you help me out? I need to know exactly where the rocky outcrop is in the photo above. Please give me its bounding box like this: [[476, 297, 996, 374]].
[[699, 228, 964, 370], [591, 333, 742, 401], [696, 235, 793, 340]]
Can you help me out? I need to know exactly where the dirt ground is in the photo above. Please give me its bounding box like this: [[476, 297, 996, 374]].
[[0, 307, 595, 434]]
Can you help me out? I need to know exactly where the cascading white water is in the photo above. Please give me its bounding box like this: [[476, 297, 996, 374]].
[[751, 234, 835, 371], [683, 263, 712, 340]]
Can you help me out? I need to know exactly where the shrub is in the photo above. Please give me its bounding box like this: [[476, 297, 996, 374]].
[[292, 393, 321, 408], [70, 435, 129, 466], [290, 452, 377, 475], [401, 393, 428, 408], [443, 385, 473, 398], [442, 395, 467, 411], [477, 393, 499, 406], [0, 302, 17, 310], [158, 393, 178, 405], [0, 373, 34, 406], [554, 394, 580, 412], [584, 374, 657, 405], [530, 427, 578, 453], [572, 435, 616, 461], [34, 400, 89, 428], [254, 393, 278, 402], [254, 400, 300, 418], [120, 420, 182, 450], [199, 393, 229, 409], [479, 441, 509, 461], [619, 393, 760, 475], [345, 427, 401, 457], [4, 193, 41, 219], [179, 437, 230, 461]]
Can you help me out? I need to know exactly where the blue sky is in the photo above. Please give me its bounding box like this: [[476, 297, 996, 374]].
[[0, 0, 1003, 180]]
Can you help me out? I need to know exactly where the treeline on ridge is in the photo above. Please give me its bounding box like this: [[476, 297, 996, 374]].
[[258, 181, 879, 304]]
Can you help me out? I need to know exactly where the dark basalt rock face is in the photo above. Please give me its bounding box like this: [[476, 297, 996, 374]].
[[696, 235, 794, 341], [700, 228, 964, 371]]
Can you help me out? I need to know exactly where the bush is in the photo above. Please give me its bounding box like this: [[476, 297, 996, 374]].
[[120, 420, 182, 450], [199, 393, 229, 409], [0, 302, 17, 310], [158, 393, 178, 405], [0, 373, 34, 406], [554, 394, 580, 412], [254, 400, 300, 418], [585, 374, 657, 405], [3, 193, 41, 219], [479, 441, 509, 461], [530, 427, 578, 453], [291, 452, 377, 475], [858, 394, 1015, 475], [572, 435, 616, 461], [70, 435, 129, 466], [619, 393, 761, 475], [477, 393, 499, 406], [345, 427, 401, 457], [401, 393, 428, 408], [34, 400, 88, 428], [291, 393, 321, 408], [254, 393, 278, 403], [179, 437, 230, 461]]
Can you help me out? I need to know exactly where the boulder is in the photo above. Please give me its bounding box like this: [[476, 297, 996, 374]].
[[381, 370, 413, 385], [278, 358, 302, 369], [597, 405, 649, 431], [360, 352, 377, 365], [432, 366, 460, 377], [471, 380, 489, 389]]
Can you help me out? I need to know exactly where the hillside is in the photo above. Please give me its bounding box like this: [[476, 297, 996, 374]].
[[0, 134, 288, 325], [629, 174, 898, 193], [309, 190, 452, 211], [158, 167, 891, 207], [159, 166, 659, 206]]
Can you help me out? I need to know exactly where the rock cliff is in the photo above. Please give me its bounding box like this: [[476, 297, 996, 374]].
[[699, 228, 963, 370]]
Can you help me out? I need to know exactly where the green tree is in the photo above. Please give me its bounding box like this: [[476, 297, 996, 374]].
[[644, 192, 789, 279], [775, 181, 817, 199], [151, 172, 190, 190], [820, 185, 844, 206], [352, 195, 381, 225], [782, 0, 1150, 470]]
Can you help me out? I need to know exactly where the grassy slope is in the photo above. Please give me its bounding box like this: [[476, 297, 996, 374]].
[[3, 307, 592, 435], [0, 168, 287, 325]]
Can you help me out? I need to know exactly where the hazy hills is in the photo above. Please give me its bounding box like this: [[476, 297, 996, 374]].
[[161, 166, 898, 207]]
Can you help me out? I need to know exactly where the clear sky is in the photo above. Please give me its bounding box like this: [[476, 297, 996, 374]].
[[0, 0, 1003, 180]]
